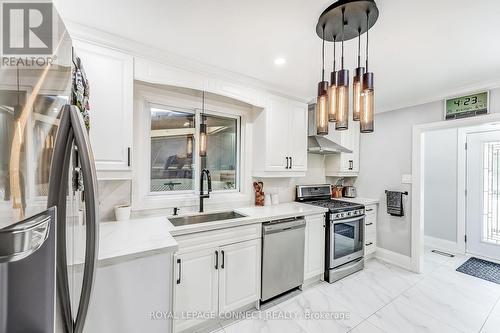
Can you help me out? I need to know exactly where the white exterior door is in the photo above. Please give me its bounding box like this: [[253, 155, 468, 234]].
[[174, 249, 218, 332], [466, 131, 500, 261], [218, 239, 261, 313]]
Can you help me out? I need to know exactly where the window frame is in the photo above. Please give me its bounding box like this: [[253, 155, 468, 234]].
[[146, 102, 241, 197]]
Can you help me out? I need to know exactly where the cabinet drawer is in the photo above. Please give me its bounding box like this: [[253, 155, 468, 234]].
[[364, 239, 376, 255], [364, 205, 378, 216], [174, 223, 261, 254], [364, 222, 376, 235]]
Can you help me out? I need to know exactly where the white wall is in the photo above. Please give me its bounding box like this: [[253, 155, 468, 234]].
[[423, 128, 458, 242], [356, 87, 500, 256]]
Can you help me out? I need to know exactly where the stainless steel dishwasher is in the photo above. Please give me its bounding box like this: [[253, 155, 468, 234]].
[[261, 217, 306, 302]]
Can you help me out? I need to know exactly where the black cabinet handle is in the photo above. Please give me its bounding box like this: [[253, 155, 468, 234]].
[[215, 250, 219, 269], [349, 160, 353, 170], [366, 208, 374, 212], [365, 223, 373, 226], [176, 258, 181, 284], [290, 157, 293, 169], [365, 242, 373, 246], [127, 147, 131, 167], [221, 250, 225, 269], [285, 157, 289, 169]]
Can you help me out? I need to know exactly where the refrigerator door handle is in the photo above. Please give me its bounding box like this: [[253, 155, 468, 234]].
[[70, 106, 99, 333], [47, 105, 100, 333], [47, 105, 74, 333]]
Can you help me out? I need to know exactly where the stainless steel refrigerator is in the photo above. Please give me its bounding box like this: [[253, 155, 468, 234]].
[[0, 8, 99, 333]]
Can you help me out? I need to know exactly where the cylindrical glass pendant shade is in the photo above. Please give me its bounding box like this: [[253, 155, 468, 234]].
[[328, 71, 338, 122], [335, 69, 349, 131], [353, 67, 365, 121], [316, 81, 329, 135], [199, 123, 207, 156], [360, 72, 374, 133]]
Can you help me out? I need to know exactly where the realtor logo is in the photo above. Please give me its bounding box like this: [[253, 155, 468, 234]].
[[2, 2, 53, 55]]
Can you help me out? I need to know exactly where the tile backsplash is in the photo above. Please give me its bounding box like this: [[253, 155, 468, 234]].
[[98, 180, 131, 221]]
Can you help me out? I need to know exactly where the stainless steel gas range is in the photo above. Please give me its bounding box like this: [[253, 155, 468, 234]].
[[296, 184, 365, 283]]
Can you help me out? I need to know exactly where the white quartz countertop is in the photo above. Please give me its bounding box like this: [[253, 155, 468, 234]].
[[89, 202, 327, 264], [337, 197, 380, 206], [166, 202, 328, 236], [70, 216, 177, 266]]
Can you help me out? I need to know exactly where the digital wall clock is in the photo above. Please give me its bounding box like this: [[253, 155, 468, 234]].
[[445, 91, 489, 120]]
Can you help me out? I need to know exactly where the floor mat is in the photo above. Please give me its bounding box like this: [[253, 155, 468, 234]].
[[456, 257, 500, 284]]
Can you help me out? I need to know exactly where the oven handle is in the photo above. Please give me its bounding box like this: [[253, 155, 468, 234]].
[[331, 216, 365, 224]]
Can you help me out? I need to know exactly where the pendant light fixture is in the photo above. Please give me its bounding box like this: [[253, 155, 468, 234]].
[[327, 35, 338, 122], [360, 10, 374, 133], [199, 91, 207, 157], [353, 28, 365, 121], [335, 8, 349, 131], [316, 24, 329, 135], [315, 0, 379, 134]]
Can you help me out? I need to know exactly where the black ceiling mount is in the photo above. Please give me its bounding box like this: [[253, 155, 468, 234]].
[[316, 0, 379, 42]]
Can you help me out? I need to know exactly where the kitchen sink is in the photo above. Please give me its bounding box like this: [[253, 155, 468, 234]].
[[168, 211, 246, 227]]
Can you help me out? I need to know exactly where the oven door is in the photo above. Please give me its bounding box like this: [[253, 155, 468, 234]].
[[330, 216, 364, 268]]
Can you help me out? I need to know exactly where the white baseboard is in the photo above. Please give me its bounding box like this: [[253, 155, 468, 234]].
[[424, 235, 463, 254], [375, 248, 412, 271]]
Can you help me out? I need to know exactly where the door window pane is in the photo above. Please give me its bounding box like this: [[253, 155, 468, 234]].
[[204, 115, 238, 191], [150, 106, 195, 192], [483, 142, 500, 244]]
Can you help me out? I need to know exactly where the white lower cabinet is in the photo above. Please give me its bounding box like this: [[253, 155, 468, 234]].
[[173, 237, 260, 332], [218, 239, 261, 313], [364, 204, 378, 256], [174, 248, 219, 332], [303, 214, 325, 281]]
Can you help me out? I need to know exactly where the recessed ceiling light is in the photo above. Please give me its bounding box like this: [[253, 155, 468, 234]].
[[274, 57, 286, 66]]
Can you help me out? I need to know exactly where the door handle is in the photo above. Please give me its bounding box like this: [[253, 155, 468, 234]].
[[285, 157, 290, 169], [365, 242, 373, 246], [47, 105, 100, 333], [221, 250, 225, 269], [176, 258, 182, 284], [290, 157, 293, 169], [366, 208, 373, 212], [349, 160, 353, 170], [365, 223, 374, 226], [215, 250, 219, 269]]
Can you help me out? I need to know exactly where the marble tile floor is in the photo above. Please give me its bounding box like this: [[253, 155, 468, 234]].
[[206, 248, 500, 333]]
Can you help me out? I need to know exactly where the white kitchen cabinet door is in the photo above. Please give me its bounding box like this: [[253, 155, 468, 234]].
[[252, 94, 308, 177], [73, 40, 133, 175], [265, 95, 291, 171], [288, 102, 308, 171], [174, 249, 219, 332], [304, 214, 325, 280], [325, 122, 360, 176], [218, 239, 261, 313]]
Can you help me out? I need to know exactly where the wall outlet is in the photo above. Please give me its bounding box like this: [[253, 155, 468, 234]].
[[401, 174, 412, 184]]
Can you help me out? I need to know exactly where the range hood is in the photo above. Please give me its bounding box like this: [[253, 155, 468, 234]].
[[307, 104, 352, 154]]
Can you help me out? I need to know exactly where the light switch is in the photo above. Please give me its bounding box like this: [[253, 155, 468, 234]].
[[401, 174, 412, 184]]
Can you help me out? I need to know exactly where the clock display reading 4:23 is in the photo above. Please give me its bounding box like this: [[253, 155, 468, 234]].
[[445, 91, 488, 120]]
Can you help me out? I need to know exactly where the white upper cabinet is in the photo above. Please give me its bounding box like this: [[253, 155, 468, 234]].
[[73, 40, 134, 178], [253, 94, 308, 177], [325, 121, 360, 176]]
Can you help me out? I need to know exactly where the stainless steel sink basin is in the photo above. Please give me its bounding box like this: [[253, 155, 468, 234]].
[[169, 211, 246, 227]]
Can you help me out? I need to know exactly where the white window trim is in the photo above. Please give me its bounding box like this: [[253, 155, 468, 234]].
[[132, 84, 252, 211]]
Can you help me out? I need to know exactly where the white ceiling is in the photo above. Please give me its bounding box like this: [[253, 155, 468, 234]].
[[54, 0, 500, 112]]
